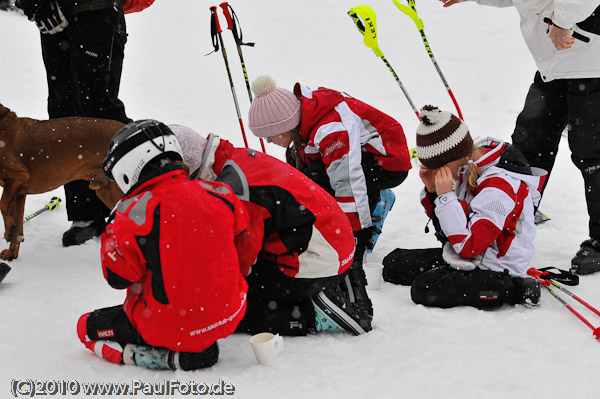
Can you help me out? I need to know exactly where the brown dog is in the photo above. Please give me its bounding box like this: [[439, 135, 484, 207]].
[[0, 104, 125, 260]]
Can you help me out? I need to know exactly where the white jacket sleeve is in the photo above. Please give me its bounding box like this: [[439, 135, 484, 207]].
[[472, 0, 514, 7], [552, 1, 600, 30]]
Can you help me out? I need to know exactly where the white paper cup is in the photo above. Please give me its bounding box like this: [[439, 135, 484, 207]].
[[249, 332, 284, 366], [364, 263, 384, 290]]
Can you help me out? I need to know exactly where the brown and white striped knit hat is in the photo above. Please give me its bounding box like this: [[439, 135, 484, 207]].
[[416, 105, 473, 169]]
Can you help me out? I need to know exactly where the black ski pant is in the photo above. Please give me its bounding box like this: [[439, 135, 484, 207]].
[[383, 248, 524, 309], [82, 305, 146, 347], [511, 72, 600, 240], [40, 6, 132, 221], [236, 259, 344, 336], [303, 153, 408, 262]]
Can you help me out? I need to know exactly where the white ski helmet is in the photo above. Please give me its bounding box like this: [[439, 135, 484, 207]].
[[103, 120, 183, 194]]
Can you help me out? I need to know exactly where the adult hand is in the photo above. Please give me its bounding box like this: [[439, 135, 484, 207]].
[[34, 0, 68, 35], [549, 25, 575, 50], [435, 166, 454, 195], [439, 0, 467, 7], [15, 0, 42, 20], [419, 165, 436, 193]]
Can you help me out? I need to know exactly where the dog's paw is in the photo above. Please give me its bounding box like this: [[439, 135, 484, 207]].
[[0, 248, 16, 261]]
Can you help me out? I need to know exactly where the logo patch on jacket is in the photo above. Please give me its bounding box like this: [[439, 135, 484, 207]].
[[323, 141, 346, 157], [97, 329, 115, 338]]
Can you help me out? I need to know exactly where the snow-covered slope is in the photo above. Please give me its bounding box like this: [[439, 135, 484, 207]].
[[1, 1, 599, 398]]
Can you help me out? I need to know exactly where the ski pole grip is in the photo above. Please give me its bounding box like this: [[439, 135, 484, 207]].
[[210, 6, 222, 34], [219, 2, 233, 31], [527, 267, 544, 279]]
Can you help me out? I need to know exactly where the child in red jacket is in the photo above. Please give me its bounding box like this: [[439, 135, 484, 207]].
[[76, 120, 249, 370], [246, 76, 411, 266], [171, 125, 372, 336]]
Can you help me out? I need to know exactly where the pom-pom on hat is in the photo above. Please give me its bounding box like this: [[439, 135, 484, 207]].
[[416, 105, 473, 169], [248, 76, 302, 138], [168, 124, 207, 175]]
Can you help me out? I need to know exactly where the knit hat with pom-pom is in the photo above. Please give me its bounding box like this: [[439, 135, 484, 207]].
[[416, 105, 472, 169], [168, 124, 207, 175], [248, 76, 302, 138]]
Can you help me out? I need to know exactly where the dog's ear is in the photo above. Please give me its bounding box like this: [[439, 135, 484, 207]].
[[0, 104, 14, 119]]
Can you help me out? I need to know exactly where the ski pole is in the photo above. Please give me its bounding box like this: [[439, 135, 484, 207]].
[[527, 268, 600, 340], [528, 268, 600, 319], [348, 5, 420, 121], [219, 2, 266, 153], [393, 0, 464, 120], [2, 196, 62, 239], [24, 196, 61, 222], [209, 5, 250, 148], [0, 196, 61, 283]]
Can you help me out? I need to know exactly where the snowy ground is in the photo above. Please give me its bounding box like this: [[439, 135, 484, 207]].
[[1, 1, 599, 398]]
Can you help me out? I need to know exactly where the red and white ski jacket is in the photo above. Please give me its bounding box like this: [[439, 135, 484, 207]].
[[420, 138, 548, 277], [197, 135, 356, 279], [101, 168, 249, 352], [293, 83, 412, 231]]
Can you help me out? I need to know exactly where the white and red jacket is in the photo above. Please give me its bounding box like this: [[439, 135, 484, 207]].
[[420, 138, 548, 277], [293, 83, 412, 231], [197, 135, 355, 279], [101, 167, 249, 352]]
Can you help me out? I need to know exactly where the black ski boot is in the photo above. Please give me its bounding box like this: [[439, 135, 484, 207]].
[[571, 239, 600, 275], [62, 219, 106, 247]]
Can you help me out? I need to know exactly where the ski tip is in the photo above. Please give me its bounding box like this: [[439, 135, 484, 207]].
[[0, 262, 11, 284]]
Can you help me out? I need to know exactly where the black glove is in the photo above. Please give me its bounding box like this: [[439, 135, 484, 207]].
[[353, 227, 375, 263], [14, 0, 42, 20], [34, 0, 69, 35]]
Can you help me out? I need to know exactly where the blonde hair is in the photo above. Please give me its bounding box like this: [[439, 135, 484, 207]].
[[464, 146, 484, 196]]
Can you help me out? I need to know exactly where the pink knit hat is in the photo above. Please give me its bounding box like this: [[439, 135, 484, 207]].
[[248, 76, 302, 138], [168, 124, 207, 174]]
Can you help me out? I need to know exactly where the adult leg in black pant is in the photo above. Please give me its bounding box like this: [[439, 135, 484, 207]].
[[566, 78, 600, 274], [511, 72, 567, 197], [39, 7, 132, 246]]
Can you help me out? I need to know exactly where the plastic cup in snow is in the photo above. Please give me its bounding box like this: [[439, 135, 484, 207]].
[[250, 332, 284, 366], [364, 262, 384, 290]]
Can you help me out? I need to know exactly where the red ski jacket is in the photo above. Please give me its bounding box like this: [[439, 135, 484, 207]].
[[293, 83, 411, 231], [197, 136, 355, 279], [100, 168, 248, 352]]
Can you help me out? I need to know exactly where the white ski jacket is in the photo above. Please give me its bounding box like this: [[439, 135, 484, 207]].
[[420, 138, 547, 277], [473, 0, 600, 81]]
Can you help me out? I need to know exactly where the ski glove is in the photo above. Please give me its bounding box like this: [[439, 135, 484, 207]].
[[34, 0, 69, 35], [14, 0, 42, 20], [442, 242, 481, 271]]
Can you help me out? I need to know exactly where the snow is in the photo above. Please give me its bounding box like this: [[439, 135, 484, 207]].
[[1, 1, 599, 398]]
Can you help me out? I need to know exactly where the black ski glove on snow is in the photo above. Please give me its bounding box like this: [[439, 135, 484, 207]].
[[14, 0, 43, 20], [34, 0, 69, 35]]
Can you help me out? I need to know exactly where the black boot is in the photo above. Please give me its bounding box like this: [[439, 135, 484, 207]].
[[571, 239, 600, 275], [62, 219, 106, 247]]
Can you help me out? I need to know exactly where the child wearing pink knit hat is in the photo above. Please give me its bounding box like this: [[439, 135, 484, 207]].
[[248, 76, 412, 269]]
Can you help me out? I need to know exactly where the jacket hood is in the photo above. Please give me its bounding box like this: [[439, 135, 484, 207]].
[[293, 83, 346, 140], [464, 137, 548, 207]]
